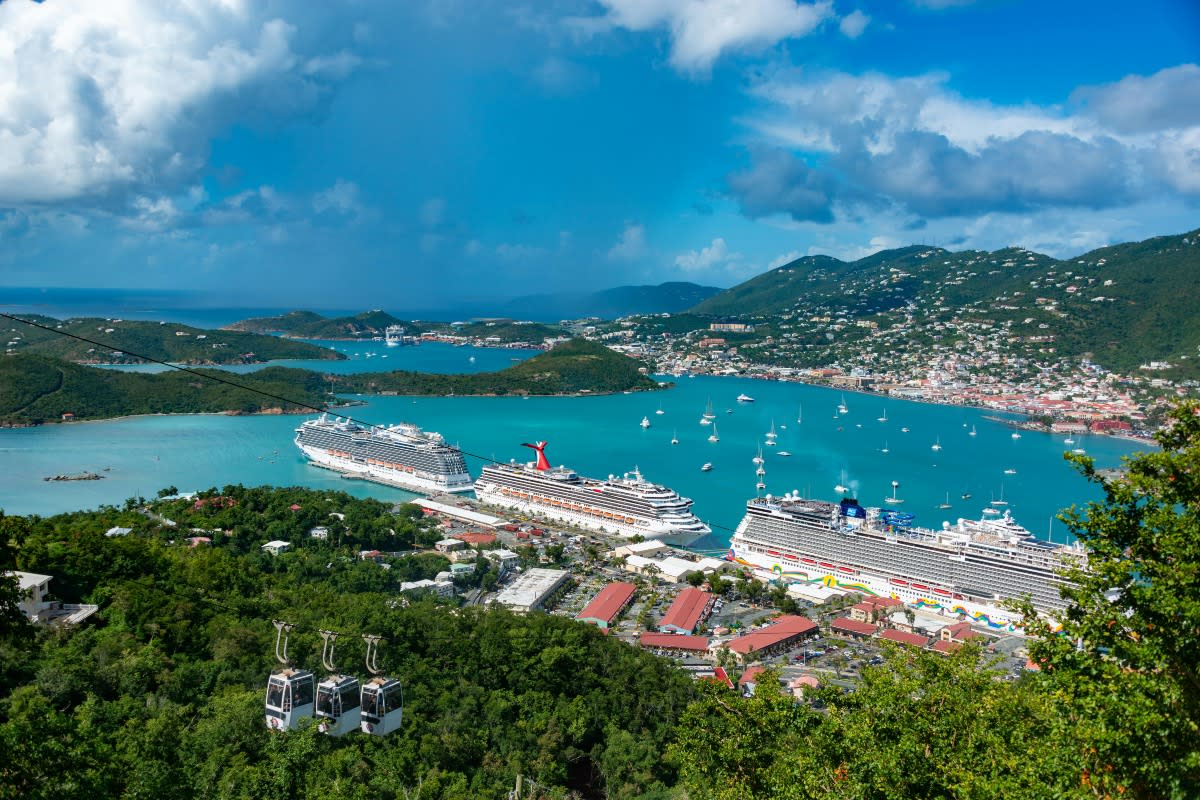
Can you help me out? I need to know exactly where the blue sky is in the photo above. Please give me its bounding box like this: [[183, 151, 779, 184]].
[[0, 0, 1197, 310]]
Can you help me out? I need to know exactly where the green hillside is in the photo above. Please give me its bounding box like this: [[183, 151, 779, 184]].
[[335, 337, 658, 396], [0, 356, 330, 425], [4, 317, 342, 365], [687, 229, 1200, 376], [0, 339, 655, 424], [226, 309, 408, 339]]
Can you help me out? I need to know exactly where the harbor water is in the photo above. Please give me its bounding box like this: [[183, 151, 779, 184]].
[[0, 336, 1149, 550]]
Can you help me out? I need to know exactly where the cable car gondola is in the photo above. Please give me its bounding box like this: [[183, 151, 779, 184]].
[[360, 634, 404, 736], [265, 621, 315, 731], [314, 630, 361, 737]]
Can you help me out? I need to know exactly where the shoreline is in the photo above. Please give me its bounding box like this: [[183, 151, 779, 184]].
[[693, 370, 1159, 447]]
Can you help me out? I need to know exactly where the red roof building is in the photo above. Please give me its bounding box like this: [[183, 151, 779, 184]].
[[726, 615, 818, 661], [453, 532, 498, 547], [880, 629, 930, 648], [831, 617, 879, 639], [849, 595, 903, 623], [940, 621, 983, 643], [658, 587, 714, 634], [930, 639, 961, 655], [576, 582, 637, 630], [738, 665, 766, 691], [638, 633, 711, 652]]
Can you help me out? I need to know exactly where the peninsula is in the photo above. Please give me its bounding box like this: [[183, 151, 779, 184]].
[[0, 339, 658, 425], [4, 315, 344, 365]]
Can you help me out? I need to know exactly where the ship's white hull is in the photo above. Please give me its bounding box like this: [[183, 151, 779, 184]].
[[299, 444, 473, 495], [728, 538, 1029, 633], [476, 485, 706, 546]]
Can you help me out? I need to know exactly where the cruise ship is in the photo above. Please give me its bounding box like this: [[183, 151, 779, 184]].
[[474, 442, 711, 545], [728, 493, 1086, 631], [295, 415, 473, 494]]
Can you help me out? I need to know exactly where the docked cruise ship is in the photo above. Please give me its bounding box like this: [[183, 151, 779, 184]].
[[474, 442, 711, 545], [728, 493, 1086, 631], [295, 415, 473, 494]]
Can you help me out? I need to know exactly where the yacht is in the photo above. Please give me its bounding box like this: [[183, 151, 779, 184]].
[[700, 463, 713, 472], [708, 422, 720, 443], [736, 393, 754, 403], [640, 416, 651, 428]]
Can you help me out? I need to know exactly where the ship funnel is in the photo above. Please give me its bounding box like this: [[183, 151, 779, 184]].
[[521, 441, 551, 471]]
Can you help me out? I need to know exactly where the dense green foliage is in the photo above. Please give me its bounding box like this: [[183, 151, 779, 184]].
[[503, 282, 722, 319], [0, 485, 692, 799], [435, 320, 567, 344], [0, 356, 330, 425], [4, 316, 341, 364], [687, 229, 1200, 377], [227, 309, 409, 339], [333, 337, 660, 396]]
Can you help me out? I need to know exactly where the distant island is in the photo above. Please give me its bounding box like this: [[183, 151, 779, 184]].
[[5, 315, 343, 365], [0, 339, 658, 425], [224, 309, 408, 340], [330, 337, 659, 396], [225, 309, 568, 347]]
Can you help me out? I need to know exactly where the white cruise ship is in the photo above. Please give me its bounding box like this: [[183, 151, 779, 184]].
[[295, 415, 473, 494], [474, 442, 711, 545], [728, 493, 1086, 632]]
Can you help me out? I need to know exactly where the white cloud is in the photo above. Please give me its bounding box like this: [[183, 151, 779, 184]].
[[496, 242, 547, 260], [420, 197, 446, 227], [583, 0, 834, 73], [838, 10, 870, 38], [767, 250, 801, 269], [608, 222, 647, 260], [312, 179, 362, 216], [674, 237, 742, 270], [732, 64, 1200, 222], [0, 0, 359, 208]]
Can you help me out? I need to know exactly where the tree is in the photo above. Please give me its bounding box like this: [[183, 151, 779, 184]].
[[1020, 400, 1200, 798], [685, 570, 706, 587]]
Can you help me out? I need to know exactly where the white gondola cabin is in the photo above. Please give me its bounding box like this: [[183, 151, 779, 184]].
[[314, 674, 361, 736], [264, 668, 314, 731], [360, 676, 404, 735]]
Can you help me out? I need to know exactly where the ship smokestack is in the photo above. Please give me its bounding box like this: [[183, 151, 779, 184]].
[[521, 441, 551, 471]]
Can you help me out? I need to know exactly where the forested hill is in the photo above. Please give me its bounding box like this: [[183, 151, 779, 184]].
[[0, 356, 330, 425], [333, 337, 660, 396], [0, 339, 656, 424], [3, 316, 342, 365], [226, 309, 408, 339], [0, 485, 693, 799], [688, 228, 1200, 375]]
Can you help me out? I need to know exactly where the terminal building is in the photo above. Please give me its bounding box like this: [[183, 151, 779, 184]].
[[725, 615, 819, 662], [658, 587, 715, 634], [576, 582, 637, 630], [494, 568, 570, 613]]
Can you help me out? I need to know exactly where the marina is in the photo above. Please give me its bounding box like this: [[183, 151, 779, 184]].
[[0, 357, 1147, 550]]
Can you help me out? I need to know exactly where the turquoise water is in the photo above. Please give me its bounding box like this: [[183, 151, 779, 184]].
[[98, 339, 540, 375], [0, 371, 1149, 550]]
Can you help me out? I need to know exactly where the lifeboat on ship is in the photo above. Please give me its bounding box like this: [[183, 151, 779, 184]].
[[890, 578, 909, 587]]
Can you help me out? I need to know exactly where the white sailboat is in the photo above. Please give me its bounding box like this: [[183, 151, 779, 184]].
[[655, 404, 665, 415], [752, 447, 764, 465], [764, 420, 778, 446], [1011, 431, 1022, 440], [881, 440, 889, 454], [969, 425, 977, 437], [797, 404, 803, 425], [990, 485, 1008, 507], [702, 398, 716, 421], [838, 395, 849, 414], [640, 416, 651, 428], [835, 470, 849, 495], [671, 430, 679, 445], [708, 422, 720, 443], [938, 492, 952, 510], [885, 479, 903, 504], [877, 407, 888, 423], [931, 436, 942, 452]]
